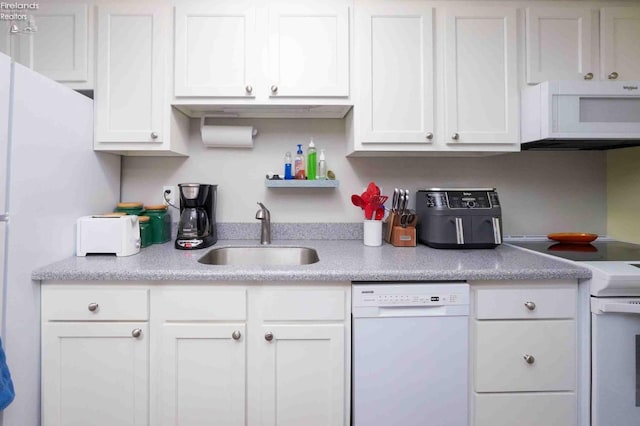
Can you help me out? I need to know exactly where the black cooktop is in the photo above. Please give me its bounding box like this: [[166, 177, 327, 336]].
[[508, 240, 640, 262]]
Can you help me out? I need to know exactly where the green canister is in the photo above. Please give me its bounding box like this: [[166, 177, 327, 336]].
[[138, 216, 152, 248], [144, 205, 171, 244], [115, 202, 145, 215]]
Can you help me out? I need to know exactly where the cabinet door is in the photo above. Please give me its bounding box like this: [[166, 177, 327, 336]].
[[29, 4, 89, 84], [258, 324, 345, 426], [526, 7, 594, 83], [268, 3, 349, 97], [42, 322, 149, 426], [357, 2, 434, 144], [444, 7, 518, 145], [474, 320, 576, 392], [96, 4, 165, 143], [174, 0, 256, 98], [157, 323, 246, 426], [0, 22, 9, 56], [601, 7, 640, 81], [474, 393, 577, 426]]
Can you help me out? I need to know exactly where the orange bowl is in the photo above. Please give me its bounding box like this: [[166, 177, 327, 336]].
[[547, 233, 598, 244]]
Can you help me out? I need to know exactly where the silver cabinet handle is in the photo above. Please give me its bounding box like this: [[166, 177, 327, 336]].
[[454, 217, 464, 245], [265, 332, 274, 342], [524, 301, 536, 311], [523, 354, 535, 364], [584, 73, 594, 80], [132, 328, 142, 338], [608, 71, 619, 80], [492, 217, 502, 245], [150, 132, 158, 139], [245, 85, 253, 94], [426, 132, 433, 140], [451, 132, 459, 140], [88, 303, 99, 312], [232, 330, 241, 340], [270, 85, 278, 94]]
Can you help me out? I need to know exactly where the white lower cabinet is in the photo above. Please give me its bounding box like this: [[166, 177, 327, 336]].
[[41, 285, 150, 426], [470, 280, 578, 426], [158, 323, 247, 426], [474, 393, 577, 426], [151, 283, 350, 426]]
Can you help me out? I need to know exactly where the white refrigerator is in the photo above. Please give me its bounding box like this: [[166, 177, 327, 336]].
[[0, 53, 120, 426]]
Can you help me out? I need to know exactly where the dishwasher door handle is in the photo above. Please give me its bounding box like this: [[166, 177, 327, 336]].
[[374, 305, 469, 317]]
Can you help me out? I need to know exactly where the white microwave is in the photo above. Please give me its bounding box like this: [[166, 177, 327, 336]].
[[521, 81, 640, 150]]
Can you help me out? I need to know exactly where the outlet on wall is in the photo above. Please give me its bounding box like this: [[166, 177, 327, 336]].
[[163, 185, 177, 207]]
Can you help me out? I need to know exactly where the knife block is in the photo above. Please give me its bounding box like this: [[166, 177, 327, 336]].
[[391, 226, 416, 247]]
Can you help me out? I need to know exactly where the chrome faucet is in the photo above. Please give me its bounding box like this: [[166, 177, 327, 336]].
[[255, 202, 271, 245]]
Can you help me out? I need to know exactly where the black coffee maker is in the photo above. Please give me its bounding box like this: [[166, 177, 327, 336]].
[[175, 183, 217, 250]]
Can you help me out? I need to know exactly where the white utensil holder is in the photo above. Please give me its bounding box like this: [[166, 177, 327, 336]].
[[363, 220, 383, 246]]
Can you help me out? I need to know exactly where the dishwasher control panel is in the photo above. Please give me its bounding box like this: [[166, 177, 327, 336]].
[[352, 282, 469, 308]]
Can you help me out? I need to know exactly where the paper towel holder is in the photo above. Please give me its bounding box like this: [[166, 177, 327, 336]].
[[200, 117, 258, 148]]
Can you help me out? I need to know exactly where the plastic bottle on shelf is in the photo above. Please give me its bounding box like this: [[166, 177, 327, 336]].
[[307, 138, 317, 180], [318, 149, 327, 179], [284, 151, 293, 180], [294, 144, 306, 179]]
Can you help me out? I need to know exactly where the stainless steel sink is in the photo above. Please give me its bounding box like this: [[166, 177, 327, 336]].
[[198, 246, 320, 266]]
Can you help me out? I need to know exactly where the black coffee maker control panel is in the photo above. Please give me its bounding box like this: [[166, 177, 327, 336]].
[[421, 189, 500, 209]]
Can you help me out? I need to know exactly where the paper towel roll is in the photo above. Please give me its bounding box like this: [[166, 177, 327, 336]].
[[200, 119, 257, 148]]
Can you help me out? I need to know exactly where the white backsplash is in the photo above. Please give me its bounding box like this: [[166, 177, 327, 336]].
[[121, 117, 606, 236]]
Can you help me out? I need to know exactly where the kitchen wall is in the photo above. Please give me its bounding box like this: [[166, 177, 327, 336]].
[[121, 116, 606, 236], [607, 147, 640, 243]]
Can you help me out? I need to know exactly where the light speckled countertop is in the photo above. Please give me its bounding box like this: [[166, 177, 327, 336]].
[[32, 240, 591, 282]]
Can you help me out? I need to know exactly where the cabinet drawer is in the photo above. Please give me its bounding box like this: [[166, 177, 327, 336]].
[[261, 288, 346, 321], [42, 288, 148, 321], [474, 392, 576, 426], [154, 287, 246, 320], [475, 286, 576, 319], [474, 320, 576, 392]]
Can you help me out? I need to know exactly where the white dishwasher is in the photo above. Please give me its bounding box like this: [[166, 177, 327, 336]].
[[352, 282, 469, 426]]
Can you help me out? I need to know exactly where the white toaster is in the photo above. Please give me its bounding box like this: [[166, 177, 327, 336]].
[[76, 215, 141, 257]]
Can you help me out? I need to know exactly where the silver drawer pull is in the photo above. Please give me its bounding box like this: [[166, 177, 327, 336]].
[[232, 330, 241, 340], [584, 72, 594, 80], [524, 301, 536, 311], [265, 332, 274, 342], [523, 354, 535, 364], [608, 71, 619, 80], [88, 303, 99, 312], [132, 328, 142, 338]]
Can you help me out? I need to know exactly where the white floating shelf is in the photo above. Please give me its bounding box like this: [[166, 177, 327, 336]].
[[264, 179, 339, 188]]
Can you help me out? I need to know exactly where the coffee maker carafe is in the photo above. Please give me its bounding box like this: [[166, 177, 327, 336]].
[[175, 183, 217, 250]]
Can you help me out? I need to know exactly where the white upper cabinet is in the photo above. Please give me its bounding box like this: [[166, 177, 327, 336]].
[[356, 1, 434, 144], [96, 4, 165, 144], [0, 22, 9, 56], [2, 4, 92, 89], [268, 3, 349, 97], [174, 0, 256, 98], [172, 0, 350, 111], [600, 7, 640, 81], [29, 4, 91, 87], [526, 7, 594, 83], [443, 7, 518, 146]]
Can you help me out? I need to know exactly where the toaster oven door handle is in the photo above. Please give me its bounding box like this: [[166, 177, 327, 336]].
[[454, 217, 464, 245], [492, 217, 502, 244]]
